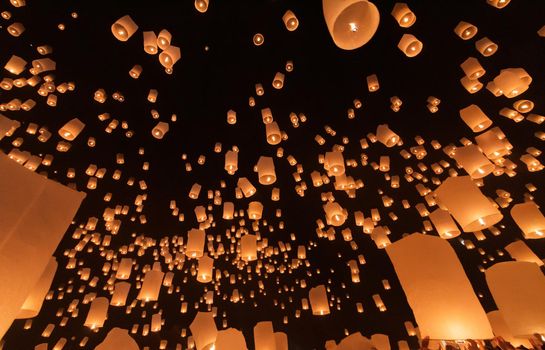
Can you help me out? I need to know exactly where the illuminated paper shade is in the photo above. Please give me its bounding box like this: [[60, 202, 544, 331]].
[[338, 332, 373, 350], [504, 240, 543, 266], [386, 233, 493, 340], [0, 152, 85, 339], [16, 257, 57, 319], [95, 327, 139, 350], [254, 321, 276, 350], [487, 311, 532, 349], [215, 328, 248, 350], [190, 311, 218, 350], [485, 261, 545, 337]]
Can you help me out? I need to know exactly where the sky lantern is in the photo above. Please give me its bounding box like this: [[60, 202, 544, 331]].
[[309, 285, 330, 315], [94, 328, 139, 350], [111, 15, 138, 41], [391, 3, 416, 28], [510, 201, 545, 239], [322, 0, 380, 50], [434, 176, 502, 232], [386, 233, 493, 340], [190, 311, 218, 350]]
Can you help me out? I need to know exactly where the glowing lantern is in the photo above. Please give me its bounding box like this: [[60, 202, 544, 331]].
[[429, 209, 460, 239], [371, 226, 391, 248], [223, 202, 234, 220], [487, 311, 532, 349], [187, 229, 206, 258], [397, 34, 423, 57], [253, 33, 264, 46], [237, 177, 256, 197], [197, 254, 214, 283], [111, 15, 138, 41], [7, 22, 24, 37], [143, 31, 158, 54], [157, 29, 172, 50], [0, 154, 85, 339], [247, 201, 263, 220], [58, 118, 85, 141], [338, 332, 373, 349], [434, 176, 502, 232], [225, 150, 238, 174], [324, 150, 345, 175], [487, 0, 510, 9], [391, 3, 415, 28], [460, 57, 485, 79], [493, 68, 532, 98], [265, 122, 282, 145], [95, 328, 139, 350], [322, 0, 380, 50], [256, 156, 276, 184], [215, 328, 248, 350], [376, 124, 400, 147], [152, 122, 169, 139], [323, 201, 347, 226], [475, 128, 509, 159], [282, 10, 299, 31], [137, 269, 164, 301], [190, 312, 218, 350], [475, 37, 498, 56], [84, 297, 109, 329], [254, 321, 276, 350], [159, 45, 181, 68], [17, 257, 57, 319], [510, 202, 545, 239], [459, 104, 492, 132], [272, 72, 285, 89], [387, 233, 493, 340], [454, 144, 495, 178], [110, 282, 130, 306], [454, 21, 478, 40], [505, 240, 544, 266], [4, 55, 27, 75], [195, 0, 209, 13], [309, 285, 330, 315], [486, 262, 545, 336]]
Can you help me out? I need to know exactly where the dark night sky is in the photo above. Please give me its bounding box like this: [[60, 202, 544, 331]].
[[1, 0, 545, 349]]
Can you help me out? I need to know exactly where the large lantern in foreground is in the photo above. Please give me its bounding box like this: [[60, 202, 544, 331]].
[[386, 233, 493, 340], [322, 0, 380, 50]]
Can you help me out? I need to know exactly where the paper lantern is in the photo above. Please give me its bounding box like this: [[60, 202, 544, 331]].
[[84, 297, 109, 329], [475, 37, 498, 57], [4, 55, 27, 75], [265, 122, 281, 145], [459, 104, 492, 132], [223, 202, 234, 220], [157, 29, 172, 50], [386, 233, 493, 340], [7, 22, 25, 37], [322, 0, 380, 50], [247, 201, 263, 220], [367, 74, 379, 91], [323, 201, 347, 226], [324, 150, 345, 176], [0, 153, 85, 339], [17, 257, 57, 319], [434, 176, 502, 232], [187, 229, 206, 258], [142, 31, 158, 54], [190, 312, 218, 350], [159, 45, 181, 68], [225, 150, 238, 174], [237, 177, 256, 197], [111, 15, 138, 41], [338, 333, 373, 350], [241, 234, 257, 261], [376, 124, 400, 147], [454, 144, 495, 178], [510, 202, 545, 239], [487, 0, 510, 9], [391, 3, 415, 28], [110, 282, 130, 306], [282, 10, 299, 31], [137, 269, 164, 301], [272, 72, 285, 89], [195, 0, 209, 13], [460, 57, 485, 79], [397, 34, 423, 57], [309, 285, 330, 315], [486, 262, 545, 336], [475, 128, 509, 159], [371, 226, 391, 248], [215, 328, 248, 350], [454, 21, 478, 40], [197, 254, 214, 283], [253, 321, 276, 350], [429, 208, 461, 239], [256, 156, 276, 184], [487, 311, 532, 348], [493, 68, 532, 98], [152, 121, 169, 139], [253, 33, 265, 46], [95, 328, 139, 350], [505, 240, 544, 266]]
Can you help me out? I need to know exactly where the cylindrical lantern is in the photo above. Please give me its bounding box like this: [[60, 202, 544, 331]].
[[240, 234, 257, 261], [322, 0, 380, 50], [143, 31, 158, 54], [151, 121, 169, 139], [505, 240, 544, 266], [197, 254, 214, 283], [460, 57, 485, 79], [256, 156, 276, 184], [84, 297, 109, 329], [323, 201, 347, 226], [434, 176, 503, 232], [429, 208, 461, 239], [159, 45, 181, 68], [376, 124, 400, 147], [282, 10, 299, 31], [391, 3, 415, 28], [272, 72, 285, 89], [493, 68, 532, 98], [111, 15, 138, 41], [265, 122, 281, 145], [453, 144, 495, 178], [510, 202, 545, 239], [95, 328, 139, 350], [454, 21, 478, 40], [137, 269, 164, 301], [237, 177, 256, 197], [309, 285, 330, 315], [324, 150, 345, 176], [187, 229, 206, 258], [190, 312, 218, 350], [17, 257, 57, 319], [215, 328, 248, 350], [195, 0, 209, 13], [397, 34, 423, 57], [58, 118, 85, 141], [459, 104, 492, 132], [157, 29, 172, 50]]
